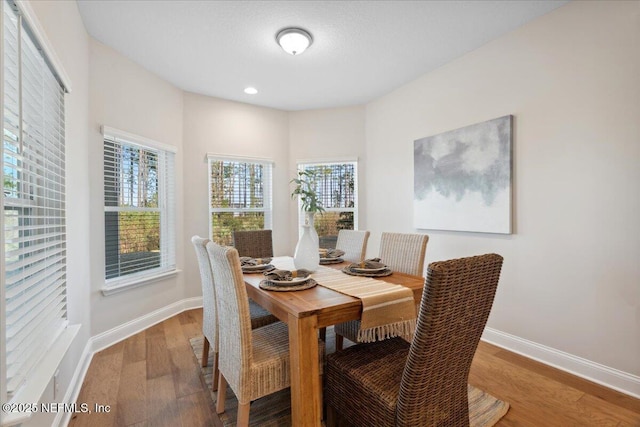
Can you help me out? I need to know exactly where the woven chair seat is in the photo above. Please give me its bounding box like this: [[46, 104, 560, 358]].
[[249, 299, 278, 329], [326, 338, 409, 426], [250, 321, 324, 401]]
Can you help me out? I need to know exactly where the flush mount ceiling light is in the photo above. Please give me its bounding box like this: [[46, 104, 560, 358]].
[[276, 27, 313, 55], [244, 87, 258, 95]]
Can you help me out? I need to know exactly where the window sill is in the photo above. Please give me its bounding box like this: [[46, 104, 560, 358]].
[[1, 325, 80, 427], [101, 269, 181, 296]]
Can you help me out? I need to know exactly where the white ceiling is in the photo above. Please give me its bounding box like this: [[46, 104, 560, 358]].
[[77, 0, 568, 111]]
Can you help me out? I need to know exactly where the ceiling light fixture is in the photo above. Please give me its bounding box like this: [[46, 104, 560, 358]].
[[276, 27, 313, 56], [244, 87, 258, 95]]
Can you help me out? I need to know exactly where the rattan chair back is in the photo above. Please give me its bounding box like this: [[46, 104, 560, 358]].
[[233, 229, 274, 258], [396, 253, 504, 426], [206, 242, 254, 403], [335, 230, 370, 263], [191, 236, 218, 353], [379, 232, 429, 276]]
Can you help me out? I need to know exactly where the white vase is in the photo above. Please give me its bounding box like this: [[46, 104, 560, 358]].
[[305, 211, 319, 246], [294, 212, 320, 271]]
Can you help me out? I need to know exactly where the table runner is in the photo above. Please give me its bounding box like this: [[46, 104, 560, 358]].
[[271, 259, 416, 342]]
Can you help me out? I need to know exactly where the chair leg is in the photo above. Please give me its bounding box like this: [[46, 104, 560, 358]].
[[201, 337, 210, 367], [212, 352, 219, 392], [326, 404, 337, 427], [319, 374, 323, 421], [237, 401, 250, 427], [216, 373, 227, 414], [319, 327, 327, 341], [335, 334, 344, 351]]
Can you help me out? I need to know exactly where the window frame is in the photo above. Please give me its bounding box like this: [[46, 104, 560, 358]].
[[101, 126, 177, 295], [207, 154, 273, 245], [1, 0, 77, 422], [296, 158, 359, 239]]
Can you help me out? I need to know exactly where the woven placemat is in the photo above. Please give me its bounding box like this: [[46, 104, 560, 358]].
[[242, 264, 275, 274], [259, 278, 318, 292], [341, 266, 393, 277], [320, 258, 344, 265]]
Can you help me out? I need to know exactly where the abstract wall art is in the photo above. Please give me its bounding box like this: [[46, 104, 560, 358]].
[[413, 115, 513, 234]]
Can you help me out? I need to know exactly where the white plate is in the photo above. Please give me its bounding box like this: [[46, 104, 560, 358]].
[[320, 256, 341, 261], [269, 276, 310, 285]]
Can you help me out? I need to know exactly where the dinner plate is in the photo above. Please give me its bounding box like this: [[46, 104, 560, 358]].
[[269, 276, 310, 286], [242, 264, 273, 272], [320, 256, 340, 261], [351, 266, 387, 273]]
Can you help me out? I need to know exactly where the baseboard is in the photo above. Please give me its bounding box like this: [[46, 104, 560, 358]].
[[55, 297, 203, 427], [55, 340, 94, 427], [91, 296, 203, 353], [482, 327, 640, 399]]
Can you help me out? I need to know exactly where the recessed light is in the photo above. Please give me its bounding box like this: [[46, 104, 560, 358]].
[[244, 87, 258, 95]]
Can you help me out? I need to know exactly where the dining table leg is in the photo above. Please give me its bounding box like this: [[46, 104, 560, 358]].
[[288, 312, 321, 427]]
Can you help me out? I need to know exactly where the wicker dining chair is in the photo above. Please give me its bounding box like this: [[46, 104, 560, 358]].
[[206, 242, 325, 426], [191, 236, 278, 392], [325, 253, 504, 427], [232, 229, 274, 258], [335, 229, 370, 263], [334, 232, 429, 350]]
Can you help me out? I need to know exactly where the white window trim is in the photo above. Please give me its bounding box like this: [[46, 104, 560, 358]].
[[101, 269, 180, 296], [14, 0, 71, 93], [296, 156, 358, 165], [1, 1, 76, 424], [100, 127, 178, 295], [207, 154, 274, 242], [1, 2, 7, 412], [102, 126, 177, 153], [0, 326, 79, 427], [206, 152, 274, 165], [296, 159, 359, 236]]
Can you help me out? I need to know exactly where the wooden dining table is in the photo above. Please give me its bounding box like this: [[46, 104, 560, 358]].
[[243, 256, 425, 427]]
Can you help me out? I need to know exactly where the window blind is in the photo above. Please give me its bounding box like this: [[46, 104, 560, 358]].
[[296, 161, 358, 246], [207, 155, 273, 246], [103, 133, 176, 285], [2, 0, 67, 396]]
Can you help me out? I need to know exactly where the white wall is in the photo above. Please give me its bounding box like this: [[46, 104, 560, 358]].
[[182, 93, 289, 297], [365, 0, 639, 377], [22, 1, 640, 417], [22, 1, 91, 426], [288, 106, 366, 249], [88, 40, 185, 335]]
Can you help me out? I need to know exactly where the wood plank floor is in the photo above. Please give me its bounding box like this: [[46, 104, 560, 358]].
[[69, 309, 640, 427]]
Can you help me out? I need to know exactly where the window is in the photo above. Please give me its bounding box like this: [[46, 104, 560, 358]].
[[103, 127, 176, 291], [2, 0, 68, 402], [208, 155, 272, 245], [297, 160, 358, 248]]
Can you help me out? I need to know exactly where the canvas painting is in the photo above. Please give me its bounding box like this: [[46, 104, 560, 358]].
[[413, 115, 512, 234]]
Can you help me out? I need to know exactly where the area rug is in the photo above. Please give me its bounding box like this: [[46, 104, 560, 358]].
[[190, 335, 509, 426]]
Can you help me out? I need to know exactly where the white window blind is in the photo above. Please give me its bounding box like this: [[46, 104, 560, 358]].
[[207, 155, 273, 246], [2, 0, 68, 397], [103, 129, 176, 288], [297, 161, 358, 248]]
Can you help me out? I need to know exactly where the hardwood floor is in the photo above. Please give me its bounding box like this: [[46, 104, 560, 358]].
[[69, 309, 640, 426]]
